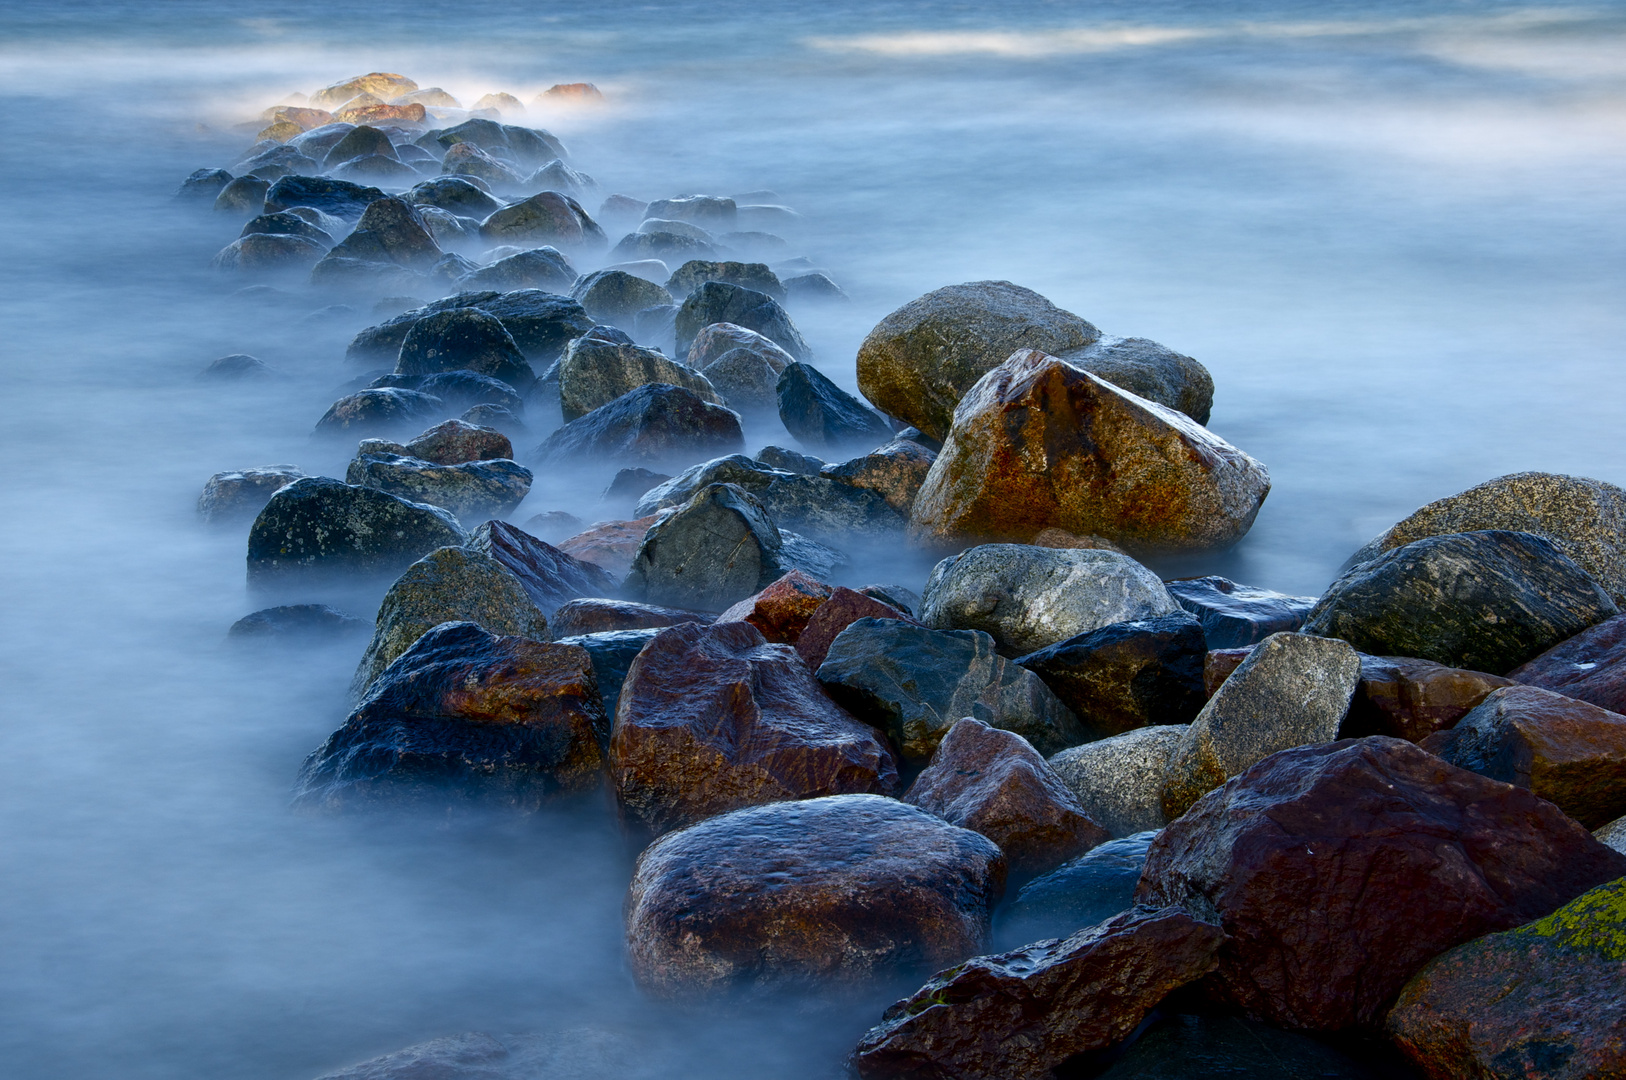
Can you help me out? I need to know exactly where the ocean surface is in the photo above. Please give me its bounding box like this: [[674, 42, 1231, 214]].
[[0, 1, 1623, 1077]]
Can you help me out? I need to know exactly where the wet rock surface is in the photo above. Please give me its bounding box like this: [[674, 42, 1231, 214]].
[[996, 831, 1158, 948], [346, 450, 532, 518], [775, 362, 891, 451], [1342, 654, 1513, 741], [674, 281, 808, 361], [397, 418, 513, 464], [549, 598, 711, 637], [533, 384, 744, 468], [199, 465, 307, 523], [1164, 575, 1316, 649], [466, 520, 619, 616], [1049, 726, 1184, 837], [624, 484, 795, 611], [396, 308, 535, 389], [315, 388, 447, 437], [1510, 612, 1626, 712], [557, 329, 719, 421], [247, 477, 465, 585], [794, 585, 915, 670], [1057, 334, 1215, 425], [819, 437, 937, 515], [713, 569, 833, 643]]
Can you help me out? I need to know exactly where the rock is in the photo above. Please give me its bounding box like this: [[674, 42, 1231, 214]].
[[597, 193, 646, 223], [314, 388, 446, 437], [601, 467, 667, 505], [542, 82, 603, 101], [396, 307, 534, 389], [777, 531, 848, 582], [1510, 613, 1626, 713], [466, 520, 619, 616], [264, 175, 387, 219], [860, 583, 922, 618], [475, 290, 596, 363], [346, 451, 531, 518], [1057, 335, 1215, 425], [910, 350, 1271, 556], [630, 303, 678, 352], [519, 510, 583, 542], [1160, 631, 1362, 818], [674, 282, 808, 362], [849, 905, 1224, 1080], [1014, 611, 1207, 738], [352, 545, 550, 693], [1164, 575, 1317, 649], [784, 272, 846, 303], [525, 160, 595, 195], [688, 321, 792, 381], [664, 259, 784, 301], [228, 604, 365, 641], [1342, 654, 1513, 742], [795, 586, 915, 670], [1389, 875, 1626, 1080], [403, 371, 524, 415], [694, 347, 782, 412], [325, 197, 442, 269], [320, 125, 395, 168], [332, 154, 421, 184], [775, 362, 892, 451], [307, 255, 429, 296], [310, 1029, 644, 1080], [996, 831, 1158, 949], [639, 217, 716, 244], [288, 122, 357, 160], [1304, 530, 1618, 675], [644, 194, 735, 228], [442, 141, 525, 188], [479, 191, 606, 248], [533, 385, 744, 469], [816, 618, 1087, 760], [211, 232, 328, 273], [1136, 736, 1626, 1030], [461, 404, 522, 432], [713, 569, 834, 643], [550, 598, 711, 637], [1049, 726, 1184, 837], [1421, 684, 1626, 829], [752, 473, 906, 542], [570, 269, 671, 328], [198, 465, 306, 523], [624, 793, 1001, 994], [556, 516, 657, 579], [623, 484, 797, 611], [175, 167, 232, 202], [755, 444, 824, 474], [401, 418, 512, 464], [1096, 1014, 1384, 1080], [552, 628, 658, 722], [905, 717, 1109, 879], [406, 175, 503, 218], [239, 211, 333, 247], [610, 230, 718, 263], [920, 543, 1180, 656], [298, 622, 602, 811], [819, 438, 937, 515], [856, 281, 1101, 443], [247, 477, 465, 585], [632, 454, 789, 516], [1202, 646, 1252, 697], [557, 329, 720, 421], [213, 175, 269, 216], [310, 73, 418, 110], [1351, 472, 1626, 605], [457, 248, 577, 294], [434, 119, 568, 168]]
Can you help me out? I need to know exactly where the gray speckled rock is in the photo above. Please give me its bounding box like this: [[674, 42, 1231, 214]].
[[457, 248, 577, 294], [1304, 530, 1618, 675], [1160, 632, 1362, 818], [674, 282, 808, 362], [346, 451, 532, 518], [757, 474, 906, 543], [198, 465, 306, 523], [1595, 814, 1626, 855], [570, 269, 672, 328], [247, 477, 466, 585], [1349, 472, 1626, 605], [1048, 725, 1184, 837], [921, 544, 1179, 656], [855, 281, 1100, 443], [1056, 334, 1214, 425], [557, 329, 720, 422], [466, 520, 619, 617], [624, 483, 795, 612], [396, 308, 535, 390]]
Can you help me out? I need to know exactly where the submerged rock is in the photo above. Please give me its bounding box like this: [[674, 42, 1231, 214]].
[[247, 477, 464, 584], [198, 465, 306, 523], [776, 362, 892, 451], [228, 604, 365, 641]]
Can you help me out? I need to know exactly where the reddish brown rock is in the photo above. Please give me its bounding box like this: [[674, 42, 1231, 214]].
[[820, 438, 937, 515], [904, 718, 1109, 879], [908, 349, 1270, 557], [549, 598, 713, 638], [1422, 684, 1626, 829], [850, 905, 1225, 1080], [466, 520, 619, 615], [1135, 736, 1626, 1031], [714, 569, 833, 644], [555, 515, 657, 579], [1203, 646, 1253, 697], [610, 621, 898, 834], [1342, 654, 1513, 742], [1511, 612, 1626, 712], [795, 586, 915, 669], [403, 419, 513, 465], [625, 794, 1004, 995]]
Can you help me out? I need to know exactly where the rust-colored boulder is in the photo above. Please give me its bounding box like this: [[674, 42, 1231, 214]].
[[1202, 646, 1253, 697], [401, 419, 512, 465], [625, 794, 1004, 994], [1511, 612, 1626, 712], [909, 350, 1269, 557], [795, 586, 915, 670], [1422, 684, 1626, 829], [1135, 736, 1626, 1031], [904, 717, 1108, 879], [1343, 654, 1513, 742], [549, 597, 713, 637], [849, 905, 1225, 1080], [820, 437, 937, 515], [555, 515, 657, 579], [610, 620, 898, 834], [714, 569, 832, 643], [466, 520, 619, 616]]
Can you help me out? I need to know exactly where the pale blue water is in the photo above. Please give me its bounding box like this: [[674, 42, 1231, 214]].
[[0, 2, 1623, 1077]]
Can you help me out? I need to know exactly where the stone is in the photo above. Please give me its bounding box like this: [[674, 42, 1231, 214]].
[[297, 622, 602, 811], [346, 451, 531, 518], [1422, 684, 1626, 829], [756, 444, 824, 474], [175, 167, 232, 202], [570, 269, 671, 328], [1511, 613, 1626, 712], [332, 154, 420, 185], [1350, 472, 1626, 605], [1096, 1014, 1384, 1080], [996, 831, 1158, 949], [310, 73, 418, 110], [475, 290, 596, 363], [472, 91, 524, 114], [352, 545, 550, 693], [693, 347, 782, 412], [326, 197, 442, 269], [401, 418, 512, 464], [457, 248, 577, 294], [466, 520, 619, 617], [526, 160, 595, 196], [610, 231, 718, 263], [198, 465, 305, 523], [314, 388, 446, 438], [752, 473, 906, 543], [601, 467, 668, 505], [777, 531, 848, 582], [1304, 530, 1619, 675], [849, 905, 1224, 1080], [856, 281, 1101, 443], [403, 371, 524, 415], [795, 587, 914, 670], [1057, 334, 1214, 425], [713, 569, 834, 643], [632, 454, 789, 516], [239, 211, 333, 247], [920, 543, 1180, 656], [543, 82, 603, 101], [623, 484, 796, 611], [1203, 646, 1253, 697], [819, 438, 937, 515], [556, 516, 657, 579], [910, 351, 1272, 557], [645, 194, 735, 228], [1136, 736, 1626, 1030], [550, 598, 712, 638], [247, 477, 465, 585], [288, 123, 357, 160], [1160, 631, 1362, 819], [228, 604, 365, 641], [687, 320, 792, 369], [210, 232, 328, 273], [905, 717, 1109, 879], [1342, 654, 1513, 742], [479, 191, 606, 248], [1389, 875, 1626, 1080], [552, 629, 658, 722], [1049, 726, 1184, 837], [816, 618, 1087, 760], [320, 125, 396, 168], [556, 330, 720, 421], [213, 175, 269, 216], [1014, 611, 1207, 738], [442, 141, 525, 189], [625, 794, 1001, 994], [784, 272, 846, 303], [263, 174, 386, 219], [597, 194, 646, 223], [406, 175, 503, 218], [664, 259, 784, 301], [461, 404, 522, 432], [396, 308, 535, 389], [1164, 575, 1317, 649], [776, 362, 892, 451], [533, 385, 744, 469], [390, 87, 460, 108], [639, 217, 715, 244], [674, 282, 808, 362]]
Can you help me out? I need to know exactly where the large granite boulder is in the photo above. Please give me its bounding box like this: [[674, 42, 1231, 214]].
[[532, 384, 743, 468], [1303, 530, 1618, 675], [1048, 726, 1182, 837], [623, 484, 794, 611], [1015, 611, 1207, 737], [624, 794, 1003, 994], [1057, 334, 1215, 425], [198, 465, 306, 523], [1164, 575, 1317, 649], [1511, 612, 1626, 712], [396, 308, 535, 390], [909, 350, 1270, 556], [1135, 737, 1626, 1030], [346, 451, 531, 518], [776, 362, 892, 451], [674, 281, 808, 361], [466, 520, 619, 616], [1342, 654, 1513, 742], [247, 477, 464, 584], [479, 191, 606, 248], [556, 329, 720, 421], [996, 831, 1158, 949]]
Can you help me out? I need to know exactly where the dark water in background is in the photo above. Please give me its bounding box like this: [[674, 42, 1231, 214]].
[[0, 1, 1623, 1076]]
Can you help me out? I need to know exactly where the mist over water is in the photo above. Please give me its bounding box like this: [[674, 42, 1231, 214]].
[[1, 1, 1624, 1077]]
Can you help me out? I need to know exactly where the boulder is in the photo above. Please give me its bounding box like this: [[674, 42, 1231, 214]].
[[175, 167, 232, 202], [532, 385, 744, 468], [552, 628, 659, 721], [776, 362, 892, 451], [465, 519, 619, 616], [198, 465, 305, 523], [1510, 612, 1626, 713], [524, 159, 595, 195], [909, 350, 1271, 556], [665, 259, 784, 301], [1095, 1014, 1383, 1080], [1135, 736, 1626, 1030], [920, 543, 1179, 656], [816, 618, 1087, 760], [550, 598, 712, 638], [311, 73, 418, 109], [625, 793, 1002, 994], [1048, 726, 1184, 837], [239, 211, 333, 246], [213, 175, 269, 216], [632, 454, 790, 515], [346, 451, 531, 518], [314, 388, 446, 438], [210, 232, 327, 273], [645, 194, 735, 228], [1160, 631, 1362, 818], [247, 477, 465, 584], [288, 122, 358, 160], [623, 484, 796, 611], [556, 516, 658, 579], [442, 141, 525, 188], [399, 418, 512, 464], [713, 569, 833, 643], [457, 248, 578, 294], [610, 230, 718, 263], [784, 271, 846, 303], [1164, 575, 1317, 649], [297, 622, 603, 811], [674, 282, 808, 361], [1203, 646, 1253, 697], [570, 269, 672, 327], [476, 290, 596, 363], [751, 473, 906, 542], [320, 125, 396, 169], [396, 308, 535, 389], [1303, 530, 1618, 675], [405, 175, 503, 218], [795, 586, 915, 670], [395, 370, 524, 415], [996, 831, 1158, 949], [819, 438, 937, 515], [228, 604, 365, 641], [1342, 654, 1513, 742], [904, 717, 1109, 879], [332, 153, 420, 185], [685, 320, 793, 370], [263, 174, 386, 219], [1058, 334, 1214, 425], [855, 281, 1100, 443], [849, 905, 1224, 1080], [756, 444, 825, 474], [479, 190, 606, 248], [557, 330, 720, 421]]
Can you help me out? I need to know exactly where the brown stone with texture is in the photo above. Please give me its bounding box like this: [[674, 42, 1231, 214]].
[[1135, 736, 1626, 1031], [904, 717, 1109, 879], [795, 586, 915, 670], [403, 419, 513, 465], [555, 515, 657, 579], [1343, 654, 1513, 742], [336, 102, 426, 126], [1511, 613, 1626, 713], [550, 598, 714, 638], [610, 621, 898, 834], [820, 438, 937, 515], [714, 569, 833, 644], [1203, 646, 1253, 697], [850, 905, 1225, 1080]]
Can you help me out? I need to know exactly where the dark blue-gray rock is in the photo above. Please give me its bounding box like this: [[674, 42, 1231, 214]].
[[321, 125, 395, 168], [306, 256, 428, 295], [995, 831, 1158, 950], [467, 519, 620, 617], [460, 403, 522, 432], [525, 159, 596, 196], [645, 194, 735, 229], [554, 628, 660, 720], [639, 220, 717, 247], [664, 259, 784, 301], [557, 329, 720, 422], [1048, 726, 1184, 837], [686, 323, 794, 412], [200, 352, 276, 380], [247, 477, 465, 585], [314, 388, 446, 437], [756, 445, 825, 475], [264, 174, 387, 219], [228, 604, 365, 641], [422, 245, 479, 281], [784, 271, 847, 303], [441, 141, 525, 189], [405, 175, 503, 218], [456, 247, 576, 293], [392, 370, 523, 415], [1096, 1014, 1386, 1080], [211, 232, 328, 273], [675, 281, 809, 362], [1056, 334, 1215, 425], [199, 465, 306, 523], [598, 193, 648, 225], [631, 303, 678, 353], [475, 290, 595, 362], [603, 467, 669, 505], [434, 119, 567, 168], [323, 196, 442, 269], [633, 454, 791, 516], [533, 384, 744, 469], [776, 362, 892, 451], [1165, 575, 1317, 649], [289, 122, 356, 160], [346, 451, 532, 518], [239, 211, 333, 247], [571, 269, 673, 328], [213, 175, 270, 217], [1304, 530, 1619, 675], [396, 308, 535, 389], [756, 473, 905, 543], [478, 191, 606, 249], [610, 230, 718, 263], [816, 617, 1087, 760], [1015, 610, 1207, 738], [624, 483, 798, 611], [333, 153, 420, 185], [176, 167, 232, 202]]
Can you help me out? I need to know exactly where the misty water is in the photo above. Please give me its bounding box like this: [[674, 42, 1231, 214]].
[[1, 1, 1624, 1077]]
